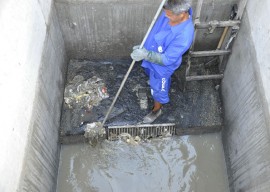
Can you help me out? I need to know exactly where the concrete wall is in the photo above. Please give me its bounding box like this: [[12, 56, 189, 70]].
[[3, 0, 269, 191], [55, 0, 158, 60], [193, 0, 239, 51], [0, 0, 67, 191], [222, 0, 270, 191], [55, 0, 238, 60]]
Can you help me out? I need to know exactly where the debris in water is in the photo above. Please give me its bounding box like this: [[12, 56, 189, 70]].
[[84, 122, 106, 146], [119, 133, 141, 145]]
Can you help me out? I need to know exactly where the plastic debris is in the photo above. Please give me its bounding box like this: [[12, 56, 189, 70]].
[[64, 75, 109, 110]]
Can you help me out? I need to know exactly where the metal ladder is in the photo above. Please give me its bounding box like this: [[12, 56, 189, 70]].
[[185, 0, 248, 82]]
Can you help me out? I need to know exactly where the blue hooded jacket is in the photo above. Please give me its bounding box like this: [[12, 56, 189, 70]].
[[142, 8, 194, 78]]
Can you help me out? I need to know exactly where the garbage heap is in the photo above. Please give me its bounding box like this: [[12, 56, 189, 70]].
[[64, 75, 109, 110]]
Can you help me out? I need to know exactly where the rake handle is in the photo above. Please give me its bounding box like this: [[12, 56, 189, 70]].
[[101, 0, 167, 127]]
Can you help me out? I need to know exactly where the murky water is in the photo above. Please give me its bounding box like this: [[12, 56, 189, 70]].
[[56, 133, 229, 192]]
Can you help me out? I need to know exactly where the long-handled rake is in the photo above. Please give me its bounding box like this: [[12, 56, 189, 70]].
[[64, 0, 176, 144]]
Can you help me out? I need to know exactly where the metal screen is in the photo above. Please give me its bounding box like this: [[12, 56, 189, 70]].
[[107, 123, 175, 141]]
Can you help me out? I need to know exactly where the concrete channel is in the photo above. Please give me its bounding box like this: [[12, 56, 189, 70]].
[[0, 0, 270, 191]]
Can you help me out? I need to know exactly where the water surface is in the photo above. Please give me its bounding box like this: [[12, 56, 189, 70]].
[[57, 133, 229, 192]]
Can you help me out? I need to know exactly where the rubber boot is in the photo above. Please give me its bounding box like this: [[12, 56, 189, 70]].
[[143, 101, 162, 124]]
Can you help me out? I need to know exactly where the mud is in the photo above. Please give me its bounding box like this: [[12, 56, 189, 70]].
[[60, 59, 223, 135], [56, 133, 229, 192]]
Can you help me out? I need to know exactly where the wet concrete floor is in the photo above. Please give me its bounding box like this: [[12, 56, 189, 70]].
[[56, 133, 229, 192], [60, 59, 223, 135]]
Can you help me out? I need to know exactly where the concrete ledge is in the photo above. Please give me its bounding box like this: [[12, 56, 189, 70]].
[[60, 125, 223, 144], [176, 125, 223, 136]]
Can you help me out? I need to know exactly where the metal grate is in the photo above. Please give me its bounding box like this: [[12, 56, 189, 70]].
[[107, 123, 175, 141]]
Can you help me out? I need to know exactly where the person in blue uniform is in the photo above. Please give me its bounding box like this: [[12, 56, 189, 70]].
[[131, 0, 194, 123]]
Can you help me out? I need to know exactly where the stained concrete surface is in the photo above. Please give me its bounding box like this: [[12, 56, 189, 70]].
[[56, 133, 229, 192], [0, 1, 67, 191], [55, 0, 240, 60], [17, 6, 68, 192], [60, 59, 223, 136], [222, 1, 270, 191]]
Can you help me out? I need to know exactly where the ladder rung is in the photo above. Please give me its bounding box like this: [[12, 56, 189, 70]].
[[190, 50, 231, 57], [195, 20, 240, 28], [186, 74, 224, 81]]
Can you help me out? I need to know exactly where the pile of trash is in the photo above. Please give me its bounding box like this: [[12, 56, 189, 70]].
[[64, 75, 109, 110]]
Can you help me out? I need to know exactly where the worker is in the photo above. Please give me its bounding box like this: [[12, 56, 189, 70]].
[[131, 0, 194, 123]]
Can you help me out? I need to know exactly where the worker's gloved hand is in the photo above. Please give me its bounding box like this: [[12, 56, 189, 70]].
[[131, 47, 148, 61], [131, 47, 164, 65]]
